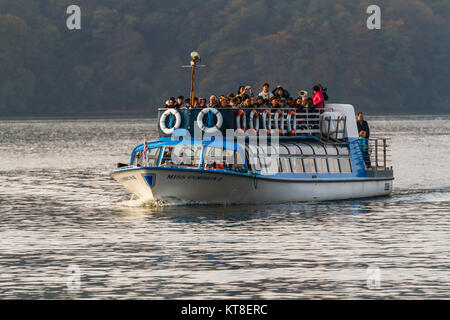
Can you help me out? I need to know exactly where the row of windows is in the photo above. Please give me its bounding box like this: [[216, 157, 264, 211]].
[[248, 143, 349, 157], [133, 143, 352, 174], [134, 146, 245, 172], [248, 143, 352, 174], [250, 156, 352, 174]]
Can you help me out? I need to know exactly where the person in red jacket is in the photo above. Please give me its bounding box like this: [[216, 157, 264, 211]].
[[312, 85, 324, 109]]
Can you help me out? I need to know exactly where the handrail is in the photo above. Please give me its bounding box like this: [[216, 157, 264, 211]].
[[365, 137, 392, 171]]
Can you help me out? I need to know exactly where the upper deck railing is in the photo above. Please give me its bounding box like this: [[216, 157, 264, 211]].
[[158, 107, 348, 141], [367, 137, 393, 171]]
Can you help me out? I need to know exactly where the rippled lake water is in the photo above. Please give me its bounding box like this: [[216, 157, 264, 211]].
[[0, 115, 449, 299]]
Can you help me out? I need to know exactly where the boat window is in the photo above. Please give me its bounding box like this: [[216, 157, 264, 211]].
[[325, 146, 338, 156], [260, 157, 279, 174], [279, 145, 289, 155], [337, 147, 349, 156], [257, 145, 279, 157], [339, 158, 352, 173], [160, 146, 176, 166], [285, 144, 301, 155], [145, 147, 160, 166], [203, 147, 231, 170], [160, 145, 202, 168], [311, 145, 326, 155], [279, 158, 291, 173], [328, 158, 340, 173], [253, 156, 262, 171], [299, 144, 314, 155], [234, 151, 246, 172], [246, 146, 260, 171], [291, 158, 304, 173], [133, 150, 143, 167], [316, 158, 328, 173], [203, 147, 246, 171], [303, 158, 316, 173], [177, 145, 202, 168]]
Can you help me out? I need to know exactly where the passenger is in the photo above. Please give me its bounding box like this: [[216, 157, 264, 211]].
[[272, 85, 290, 100], [218, 95, 227, 104], [302, 96, 313, 109], [307, 97, 315, 111], [255, 96, 265, 108], [357, 112, 370, 139], [242, 97, 253, 108], [287, 97, 295, 108], [198, 97, 207, 108], [176, 96, 186, 108], [270, 97, 279, 108], [295, 97, 303, 108], [316, 84, 329, 101], [165, 97, 176, 108], [184, 98, 192, 109], [220, 98, 230, 108], [192, 97, 199, 108], [279, 98, 287, 108], [258, 83, 274, 100], [358, 130, 371, 168], [312, 85, 324, 109], [237, 86, 246, 98], [209, 95, 219, 108], [229, 97, 239, 109], [237, 86, 253, 99]]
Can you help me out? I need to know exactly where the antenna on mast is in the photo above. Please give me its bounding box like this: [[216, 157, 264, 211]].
[[182, 52, 206, 105]]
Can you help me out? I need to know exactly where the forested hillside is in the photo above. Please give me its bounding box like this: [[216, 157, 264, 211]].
[[0, 0, 449, 116]]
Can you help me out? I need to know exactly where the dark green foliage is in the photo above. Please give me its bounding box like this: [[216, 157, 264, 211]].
[[0, 0, 448, 116]]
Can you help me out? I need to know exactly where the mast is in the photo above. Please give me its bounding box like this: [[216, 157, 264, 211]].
[[182, 52, 205, 105]]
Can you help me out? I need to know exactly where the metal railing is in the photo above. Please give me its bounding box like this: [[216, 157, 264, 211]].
[[267, 108, 322, 136], [365, 137, 392, 171], [319, 116, 347, 142], [158, 107, 350, 139]]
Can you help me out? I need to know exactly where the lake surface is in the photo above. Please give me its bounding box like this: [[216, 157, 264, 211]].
[[0, 115, 449, 299]]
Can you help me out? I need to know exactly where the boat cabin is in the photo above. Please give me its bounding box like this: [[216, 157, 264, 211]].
[[129, 137, 364, 178]]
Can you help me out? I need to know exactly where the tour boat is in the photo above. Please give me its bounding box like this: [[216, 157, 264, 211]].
[[111, 103, 394, 204], [111, 53, 393, 205]]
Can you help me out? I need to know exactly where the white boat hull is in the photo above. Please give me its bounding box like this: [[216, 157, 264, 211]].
[[112, 168, 393, 204]]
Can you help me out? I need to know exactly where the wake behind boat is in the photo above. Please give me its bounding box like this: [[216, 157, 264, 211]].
[[111, 53, 393, 205]]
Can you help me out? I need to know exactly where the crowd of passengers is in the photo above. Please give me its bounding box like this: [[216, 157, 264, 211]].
[[164, 83, 328, 111]]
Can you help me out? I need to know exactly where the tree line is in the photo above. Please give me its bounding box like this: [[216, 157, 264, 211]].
[[0, 0, 449, 116]]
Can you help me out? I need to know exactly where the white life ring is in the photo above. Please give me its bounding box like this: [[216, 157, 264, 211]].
[[160, 109, 182, 135], [248, 109, 260, 131], [286, 110, 296, 135], [197, 107, 223, 133], [236, 109, 246, 132]]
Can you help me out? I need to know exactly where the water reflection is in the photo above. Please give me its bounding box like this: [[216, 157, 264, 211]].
[[0, 117, 449, 299]]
